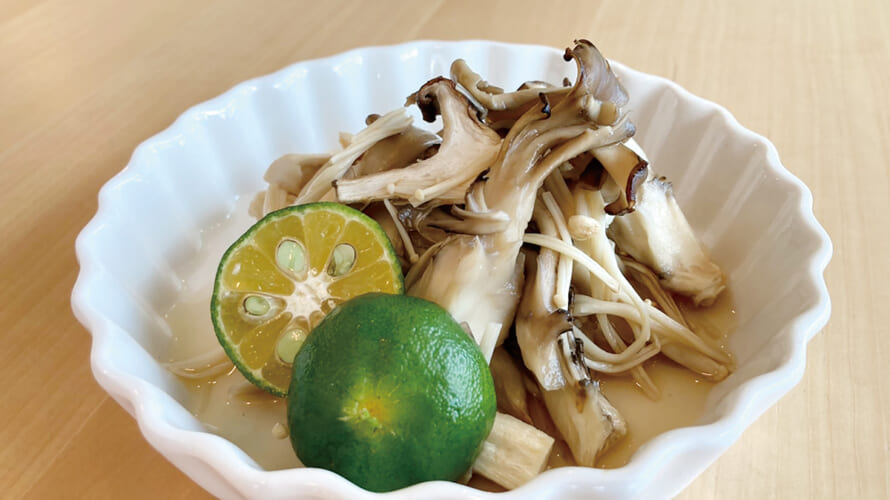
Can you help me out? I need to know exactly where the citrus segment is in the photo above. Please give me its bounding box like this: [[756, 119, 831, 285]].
[[220, 245, 295, 295], [211, 203, 403, 396]]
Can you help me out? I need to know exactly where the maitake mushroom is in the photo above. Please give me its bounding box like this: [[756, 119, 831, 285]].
[[245, 38, 733, 482], [334, 77, 502, 206], [608, 171, 726, 306]]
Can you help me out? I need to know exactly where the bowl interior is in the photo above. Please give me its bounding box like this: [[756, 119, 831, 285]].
[[73, 40, 830, 500]]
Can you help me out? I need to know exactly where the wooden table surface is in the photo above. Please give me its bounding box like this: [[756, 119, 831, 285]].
[[2, 0, 887, 498]]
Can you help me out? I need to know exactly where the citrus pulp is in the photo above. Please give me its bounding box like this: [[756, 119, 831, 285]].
[[211, 203, 403, 396]]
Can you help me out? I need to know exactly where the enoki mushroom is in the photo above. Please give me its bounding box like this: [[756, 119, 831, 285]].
[[180, 41, 734, 472]]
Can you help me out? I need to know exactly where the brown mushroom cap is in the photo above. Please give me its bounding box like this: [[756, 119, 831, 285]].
[[565, 39, 629, 118]]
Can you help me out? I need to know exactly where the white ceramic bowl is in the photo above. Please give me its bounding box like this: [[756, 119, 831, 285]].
[[72, 40, 831, 499]]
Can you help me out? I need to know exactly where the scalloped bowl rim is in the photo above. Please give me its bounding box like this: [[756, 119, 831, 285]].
[[72, 39, 832, 499]]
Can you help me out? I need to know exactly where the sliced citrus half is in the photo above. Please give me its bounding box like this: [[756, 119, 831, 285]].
[[211, 202, 403, 396]]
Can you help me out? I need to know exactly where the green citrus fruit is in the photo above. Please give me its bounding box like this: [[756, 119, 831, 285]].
[[211, 203, 403, 397], [287, 293, 496, 492]]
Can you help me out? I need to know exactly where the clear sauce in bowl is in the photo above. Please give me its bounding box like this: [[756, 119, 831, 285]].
[[162, 198, 735, 477]]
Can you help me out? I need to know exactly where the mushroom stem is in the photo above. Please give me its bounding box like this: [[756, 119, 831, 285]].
[[334, 78, 502, 206], [410, 40, 635, 349], [295, 108, 413, 204], [515, 214, 571, 391], [451, 58, 570, 112], [540, 378, 626, 467]]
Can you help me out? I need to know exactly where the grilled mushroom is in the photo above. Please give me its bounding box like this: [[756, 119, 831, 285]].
[[409, 40, 635, 353], [608, 173, 726, 306], [294, 108, 413, 204], [451, 58, 571, 112], [540, 379, 626, 466], [344, 122, 440, 178], [249, 153, 332, 217], [592, 143, 649, 215], [334, 77, 502, 206], [515, 246, 572, 391]]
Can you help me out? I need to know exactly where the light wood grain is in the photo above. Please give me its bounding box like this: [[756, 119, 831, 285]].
[[1, 0, 887, 498]]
